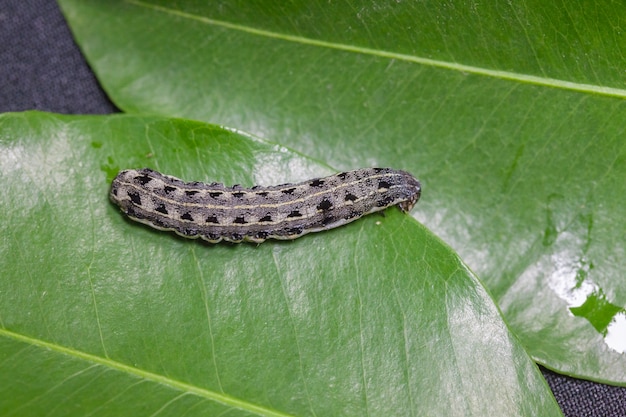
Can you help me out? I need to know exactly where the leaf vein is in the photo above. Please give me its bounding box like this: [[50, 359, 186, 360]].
[[124, 0, 626, 98], [0, 328, 295, 417]]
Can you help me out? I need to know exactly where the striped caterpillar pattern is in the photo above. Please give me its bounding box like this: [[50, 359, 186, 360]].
[[109, 167, 421, 243]]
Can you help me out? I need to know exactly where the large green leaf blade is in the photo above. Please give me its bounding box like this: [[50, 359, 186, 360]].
[[57, 0, 626, 383], [0, 112, 561, 416]]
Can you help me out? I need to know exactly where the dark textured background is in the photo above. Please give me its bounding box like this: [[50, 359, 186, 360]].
[[1, 1, 625, 415]]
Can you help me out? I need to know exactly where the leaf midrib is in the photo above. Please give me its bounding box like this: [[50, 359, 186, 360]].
[[0, 328, 294, 417], [125, 0, 626, 99]]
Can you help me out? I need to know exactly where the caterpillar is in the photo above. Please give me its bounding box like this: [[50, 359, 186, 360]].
[[109, 167, 421, 243]]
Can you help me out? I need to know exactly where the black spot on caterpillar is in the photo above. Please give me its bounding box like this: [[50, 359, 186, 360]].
[[109, 167, 421, 243]]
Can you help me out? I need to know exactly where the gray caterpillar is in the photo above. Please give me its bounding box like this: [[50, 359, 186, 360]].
[[110, 167, 421, 243]]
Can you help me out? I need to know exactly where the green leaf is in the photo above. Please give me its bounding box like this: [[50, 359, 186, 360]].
[[57, 0, 626, 383], [0, 112, 560, 416]]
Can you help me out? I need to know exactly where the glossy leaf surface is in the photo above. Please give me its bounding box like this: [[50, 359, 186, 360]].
[[0, 112, 561, 416], [57, 0, 626, 383]]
